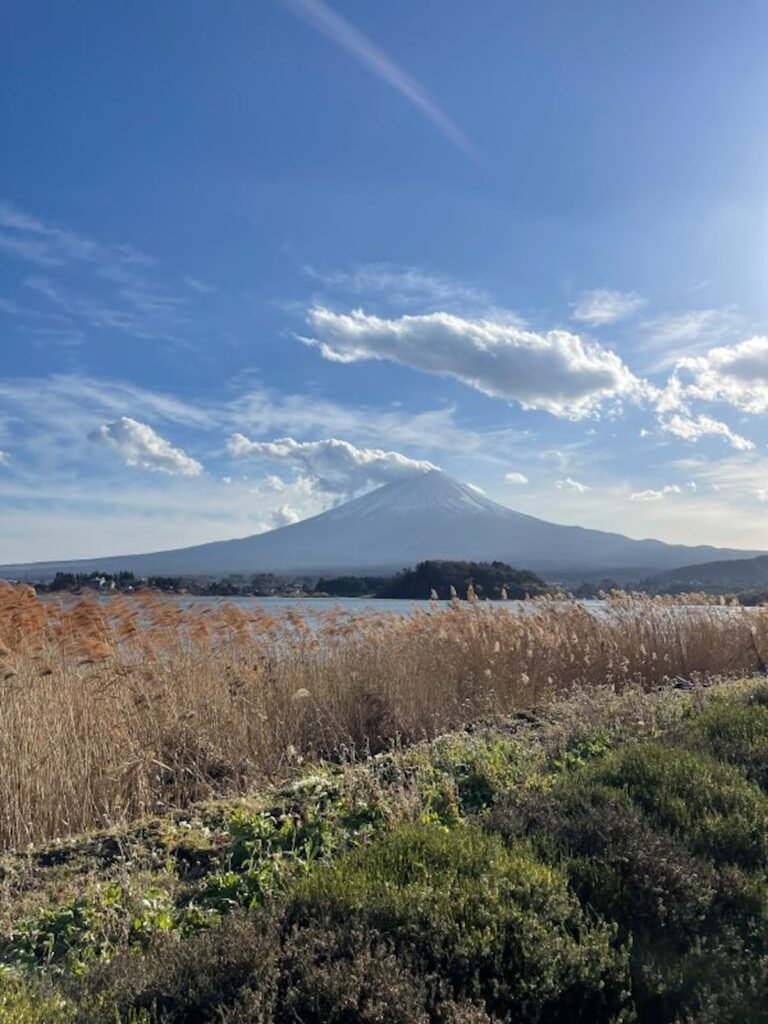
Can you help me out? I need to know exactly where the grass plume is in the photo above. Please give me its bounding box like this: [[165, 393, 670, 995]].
[[0, 582, 767, 849]]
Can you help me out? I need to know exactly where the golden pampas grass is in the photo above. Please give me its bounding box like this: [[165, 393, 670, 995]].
[[0, 581, 765, 850]]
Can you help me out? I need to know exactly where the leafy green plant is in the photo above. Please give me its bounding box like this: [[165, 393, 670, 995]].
[[416, 733, 537, 813]]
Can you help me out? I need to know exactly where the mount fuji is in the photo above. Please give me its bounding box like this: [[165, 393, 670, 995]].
[[0, 470, 761, 581]]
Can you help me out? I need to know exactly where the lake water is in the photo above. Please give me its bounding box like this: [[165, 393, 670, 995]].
[[47, 592, 546, 618], [184, 595, 441, 616], [65, 593, 602, 619]]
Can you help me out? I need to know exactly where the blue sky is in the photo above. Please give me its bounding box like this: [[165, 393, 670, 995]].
[[2, 0, 768, 561]]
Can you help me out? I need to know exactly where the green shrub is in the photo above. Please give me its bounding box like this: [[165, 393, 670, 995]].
[[488, 756, 768, 1023], [73, 911, 280, 1023], [76, 907, 503, 1024], [576, 742, 768, 868], [2, 887, 124, 975], [490, 783, 720, 938], [288, 823, 631, 1023], [0, 975, 73, 1024], [682, 699, 768, 790], [264, 921, 432, 1024]]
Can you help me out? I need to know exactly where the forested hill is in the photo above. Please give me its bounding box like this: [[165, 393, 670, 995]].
[[648, 553, 768, 593], [377, 560, 548, 600]]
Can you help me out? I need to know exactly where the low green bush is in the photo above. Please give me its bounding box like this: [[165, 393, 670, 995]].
[[681, 699, 768, 790], [0, 975, 73, 1024], [490, 783, 720, 938], [576, 742, 768, 868], [487, 745, 768, 1023], [78, 910, 503, 1024], [73, 911, 280, 1023], [288, 822, 632, 1023]]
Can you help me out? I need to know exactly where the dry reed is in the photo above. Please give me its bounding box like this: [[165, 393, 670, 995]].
[[0, 582, 765, 850]]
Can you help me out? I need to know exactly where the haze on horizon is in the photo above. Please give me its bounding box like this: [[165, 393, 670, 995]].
[[2, 0, 768, 563]]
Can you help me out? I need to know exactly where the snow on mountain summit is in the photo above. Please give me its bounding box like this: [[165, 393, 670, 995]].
[[325, 470, 522, 521]]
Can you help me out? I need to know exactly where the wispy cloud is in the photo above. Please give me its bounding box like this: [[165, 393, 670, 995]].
[[571, 288, 644, 326], [641, 308, 744, 369], [0, 202, 221, 348], [24, 274, 186, 342], [0, 200, 152, 270], [282, 0, 481, 162], [183, 275, 217, 295], [302, 262, 493, 312]]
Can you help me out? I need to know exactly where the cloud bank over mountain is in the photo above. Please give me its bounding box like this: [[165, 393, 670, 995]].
[[227, 434, 439, 496]]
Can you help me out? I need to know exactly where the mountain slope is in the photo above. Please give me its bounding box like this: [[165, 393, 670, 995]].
[[0, 470, 761, 580], [649, 553, 768, 591]]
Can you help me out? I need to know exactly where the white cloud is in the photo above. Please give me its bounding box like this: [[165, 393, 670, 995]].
[[505, 471, 529, 484], [679, 452, 768, 503], [90, 417, 203, 476], [466, 482, 486, 495], [303, 307, 644, 419], [629, 489, 663, 502], [226, 434, 438, 496], [629, 484, 682, 502], [0, 373, 213, 429], [660, 413, 755, 452], [571, 288, 644, 326], [556, 477, 590, 493], [0, 451, 8, 465], [677, 336, 768, 414], [282, 0, 480, 162], [271, 503, 300, 527]]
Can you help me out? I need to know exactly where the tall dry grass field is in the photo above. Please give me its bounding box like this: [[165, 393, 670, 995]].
[[0, 582, 766, 850]]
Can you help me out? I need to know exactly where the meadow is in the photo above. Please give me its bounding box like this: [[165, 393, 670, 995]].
[[1, 581, 767, 849], [2, 672, 768, 1021]]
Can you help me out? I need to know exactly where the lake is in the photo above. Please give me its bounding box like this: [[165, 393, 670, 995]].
[[50, 592, 603, 619]]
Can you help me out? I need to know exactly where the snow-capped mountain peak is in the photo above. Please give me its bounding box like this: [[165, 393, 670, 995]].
[[0, 469, 761, 580]]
